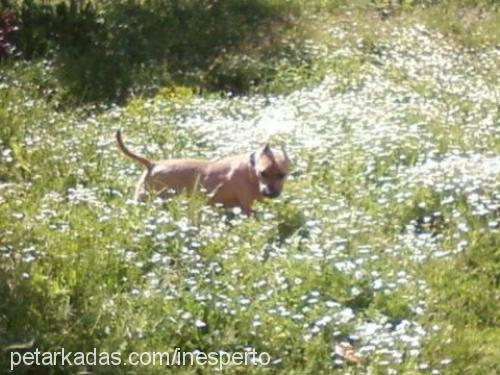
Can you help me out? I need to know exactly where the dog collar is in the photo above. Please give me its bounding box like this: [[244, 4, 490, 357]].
[[249, 152, 256, 168]]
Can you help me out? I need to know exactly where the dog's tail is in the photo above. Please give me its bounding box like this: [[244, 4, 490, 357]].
[[115, 130, 152, 170]]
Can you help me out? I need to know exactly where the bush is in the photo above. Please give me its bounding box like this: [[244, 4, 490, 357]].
[[4, 0, 298, 103], [0, 10, 19, 59]]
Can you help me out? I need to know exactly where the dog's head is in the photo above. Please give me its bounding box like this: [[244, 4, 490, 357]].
[[251, 144, 289, 198]]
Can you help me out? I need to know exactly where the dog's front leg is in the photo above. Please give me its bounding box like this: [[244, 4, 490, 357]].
[[241, 206, 255, 217], [237, 195, 256, 217]]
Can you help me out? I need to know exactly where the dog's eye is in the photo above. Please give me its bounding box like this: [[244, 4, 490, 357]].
[[277, 173, 286, 179], [260, 171, 269, 178]]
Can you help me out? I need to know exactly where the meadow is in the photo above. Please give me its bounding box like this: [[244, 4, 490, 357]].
[[1, 1, 499, 374]]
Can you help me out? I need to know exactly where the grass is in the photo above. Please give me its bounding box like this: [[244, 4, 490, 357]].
[[1, 0, 499, 374], [422, 232, 500, 374]]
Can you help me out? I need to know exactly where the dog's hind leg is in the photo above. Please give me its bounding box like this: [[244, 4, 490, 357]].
[[133, 171, 148, 201]]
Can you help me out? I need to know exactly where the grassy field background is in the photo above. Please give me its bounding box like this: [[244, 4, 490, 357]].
[[1, 0, 499, 373]]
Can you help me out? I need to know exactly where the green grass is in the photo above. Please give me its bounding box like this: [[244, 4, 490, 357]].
[[1, 0, 499, 374], [422, 232, 500, 374]]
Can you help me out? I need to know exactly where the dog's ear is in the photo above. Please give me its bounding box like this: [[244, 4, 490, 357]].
[[282, 148, 290, 163], [261, 144, 271, 155]]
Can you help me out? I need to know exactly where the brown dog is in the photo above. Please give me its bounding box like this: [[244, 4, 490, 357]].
[[116, 130, 289, 215]]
